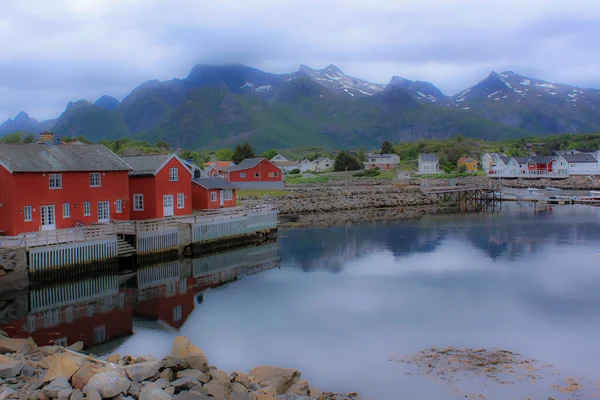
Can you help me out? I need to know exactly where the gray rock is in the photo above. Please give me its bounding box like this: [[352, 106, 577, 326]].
[[0, 388, 15, 400], [0, 361, 24, 378], [153, 378, 170, 389], [227, 391, 252, 400], [20, 365, 36, 377], [125, 361, 161, 382], [161, 356, 188, 371], [177, 369, 208, 383], [190, 385, 208, 396], [57, 388, 73, 400], [203, 380, 230, 399], [139, 383, 172, 400], [85, 387, 101, 400], [173, 391, 213, 399], [69, 389, 84, 400], [169, 377, 200, 391], [43, 377, 71, 398], [85, 370, 131, 398], [128, 381, 142, 396]]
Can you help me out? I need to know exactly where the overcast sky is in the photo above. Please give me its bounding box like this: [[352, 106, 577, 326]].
[[1, 0, 599, 121]]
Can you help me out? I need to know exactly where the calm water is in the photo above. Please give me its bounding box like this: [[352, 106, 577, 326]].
[[3, 202, 600, 399]]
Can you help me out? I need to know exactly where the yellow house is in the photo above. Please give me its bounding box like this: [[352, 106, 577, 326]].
[[458, 157, 478, 172]]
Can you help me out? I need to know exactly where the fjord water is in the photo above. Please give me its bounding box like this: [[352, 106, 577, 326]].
[[105, 202, 600, 399]]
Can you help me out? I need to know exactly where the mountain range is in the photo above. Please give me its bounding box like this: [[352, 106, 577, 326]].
[[2, 64, 599, 150]]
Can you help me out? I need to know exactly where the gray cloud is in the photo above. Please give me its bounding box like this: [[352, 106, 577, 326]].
[[1, 0, 599, 120]]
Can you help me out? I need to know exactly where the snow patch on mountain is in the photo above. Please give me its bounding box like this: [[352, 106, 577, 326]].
[[535, 83, 556, 89]]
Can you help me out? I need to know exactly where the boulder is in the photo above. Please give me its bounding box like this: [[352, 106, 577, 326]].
[[254, 386, 277, 400], [177, 369, 208, 383], [139, 383, 172, 400], [85, 370, 131, 398], [161, 356, 188, 371], [0, 388, 15, 400], [285, 380, 310, 396], [43, 353, 83, 382], [159, 368, 174, 382], [169, 377, 201, 391], [226, 391, 251, 400], [85, 387, 102, 400], [128, 381, 142, 396], [0, 360, 25, 378], [231, 372, 251, 389], [43, 377, 71, 398], [249, 367, 301, 395], [69, 389, 84, 400], [0, 337, 38, 354], [153, 378, 170, 389], [230, 382, 248, 394], [107, 353, 121, 364], [71, 362, 105, 390], [170, 337, 209, 373], [66, 342, 84, 352], [57, 388, 73, 400], [203, 380, 231, 400], [209, 368, 230, 385], [125, 361, 161, 382]]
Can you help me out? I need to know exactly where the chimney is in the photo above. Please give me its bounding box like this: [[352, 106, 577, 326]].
[[39, 131, 54, 142]]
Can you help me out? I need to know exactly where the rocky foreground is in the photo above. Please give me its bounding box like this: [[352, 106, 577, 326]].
[[0, 335, 354, 400]]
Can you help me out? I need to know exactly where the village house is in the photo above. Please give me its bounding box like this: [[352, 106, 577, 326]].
[[364, 153, 400, 171], [227, 157, 284, 189], [486, 154, 511, 176], [418, 153, 439, 174], [481, 153, 507, 173], [312, 157, 333, 172], [192, 178, 237, 210], [0, 140, 131, 236], [181, 159, 207, 179], [560, 153, 600, 175], [298, 159, 314, 173], [204, 161, 235, 179], [270, 154, 289, 162], [121, 153, 193, 220], [457, 157, 478, 172], [270, 155, 300, 174], [493, 156, 568, 178]]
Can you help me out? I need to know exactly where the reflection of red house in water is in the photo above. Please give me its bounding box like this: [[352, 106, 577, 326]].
[[0, 275, 132, 349]]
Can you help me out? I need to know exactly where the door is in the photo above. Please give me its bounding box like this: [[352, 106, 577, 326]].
[[163, 195, 174, 217], [97, 201, 110, 223], [40, 205, 56, 231], [219, 190, 224, 207]]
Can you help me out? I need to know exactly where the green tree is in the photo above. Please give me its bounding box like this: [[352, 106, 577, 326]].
[[334, 151, 361, 172], [261, 149, 278, 160], [1, 132, 22, 143], [215, 148, 234, 161], [381, 141, 394, 154], [232, 142, 255, 164], [357, 147, 367, 162], [75, 135, 92, 144], [156, 140, 170, 149], [456, 134, 464, 143], [23, 135, 35, 143]]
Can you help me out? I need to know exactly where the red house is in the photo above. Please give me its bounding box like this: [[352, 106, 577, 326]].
[[204, 161, 235, 179], [192, 178, 237, 210], [0, 141, 131, 236], [227, 157, 284, 189], [121, 153, 193, 220]]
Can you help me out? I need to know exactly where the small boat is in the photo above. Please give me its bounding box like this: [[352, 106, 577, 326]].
[[546, 187, 561, 192], [590, 191, 600, 200], [526, 188, 541, 196]]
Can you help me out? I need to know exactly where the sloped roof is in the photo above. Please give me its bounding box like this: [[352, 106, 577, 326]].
[[499, 156, 510, 164], [367, 153, 397, 159], [419, 153, 438, 162], [120, 154, 172, 176], [0, 143, 131, 173], [229, 157, 266, 171], [458, 157, 477, 163], [512, 156, 530, 164], [530, 156, 556, 165], [192, 177, 237, 190], [204, 161, 235, 167], [562, 153, 598, 163]]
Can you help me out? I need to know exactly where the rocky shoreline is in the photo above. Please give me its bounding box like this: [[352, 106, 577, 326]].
[[0, 335, 352, 400]]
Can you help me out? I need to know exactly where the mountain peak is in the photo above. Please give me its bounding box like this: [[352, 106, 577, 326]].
[[95, 95, 120, 111], [14, 111, 31, 122], [324, 64, 344, 75], [390, 76, 410, 86]]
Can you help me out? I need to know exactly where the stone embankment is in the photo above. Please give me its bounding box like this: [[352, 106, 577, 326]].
[[0, 334, 356, 400], [419, 175, 600, 191]]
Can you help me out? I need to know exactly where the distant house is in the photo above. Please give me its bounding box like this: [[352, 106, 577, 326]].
[[192, 178, 237, 210], [298, 159, 314, 173], [312, 158, 333, 172], [270, 154, 289, 163], [182, 160, 207, 179], [486, 155, 511, 176], [272, 161, 300, 174], [457, 157, 478, 172], [204, 161, 236, 179], [364, 153, 400, 171], [418, 153, 439, 174], [227, 158, 284, 189], [552, 149, 581, 156], [0, 140, 131, 236], [121, 153, 193, 220], [496, 156, 568, 178], [481, 153, 506, 173], [560, 153, 600, 175]]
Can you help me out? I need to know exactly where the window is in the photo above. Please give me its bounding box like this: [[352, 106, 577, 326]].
[[93, 326, 106, 344], [89, 173, 101, 187], [240, 173, 246, 179], [134, 194, 144, 211], [211, 192, 217, 202], [63, 203, 71, 218], [177, 193, 185, 209], [224, 190, 233, 201], [49, 174, 62, 189], [24, 206, 32, 222], [268, 171, 279, 178], [173, 305, 182, 322], [115, 199, 123, 213], [255, 172, 260, 178], [84, 202, 91, 216], [54, 337, 67, 347], [97, 202, 110, 222], [169, 167, 179, 181]]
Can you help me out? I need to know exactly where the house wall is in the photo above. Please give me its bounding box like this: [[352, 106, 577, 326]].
[[129, 176, 157, 220], [458, 160, 478, 171], [0, 168, 130, 236], [228, 159, 283, 189], [192, 184, 236, 210], [568, 162, 600, 175], [418, 160, 439, 174]]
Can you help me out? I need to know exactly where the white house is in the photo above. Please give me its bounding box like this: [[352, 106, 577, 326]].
[[486, 155, 511, 176], [270, 154, 289, 163], [313, 157, 333, 172], [418, 153, 439, 174], [273, 160, 300, 174], [482, 153, 507, 173], [364, 153, 400, 171], [298, 159, 314, 173], [561, 153, 600, 175]]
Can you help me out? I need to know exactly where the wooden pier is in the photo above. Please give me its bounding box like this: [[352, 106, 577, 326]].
[[423, 184, 501, 212]]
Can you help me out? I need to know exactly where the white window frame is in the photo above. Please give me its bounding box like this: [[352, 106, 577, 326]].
[[224, 190, 232, 201], [169, 167, 179, 182], [133, 194, 144, 211], [63, 203, 71, 218], [173, 305, 182, 322], [211, 192, 217, 202], [97, 202, 110, 222], [177, 193, 185, 209], [93, 326, 106, 344], [115, 199, 123, 213], [240, 172, 246, 179], [84, 201, 91, 216], [268, 171, 279, 178], [49, 174, 62, 189], [89, 173, 101, 187], [24, 206, 32, 222]]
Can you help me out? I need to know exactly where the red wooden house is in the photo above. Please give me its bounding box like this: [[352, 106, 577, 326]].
[[527, 156, 557, 176], [204, 161, 235, 179], [192, 178, 237, 210], [0, 141, 131, 236], [227, 157, 284, 189], [121, 153, 193, 220]]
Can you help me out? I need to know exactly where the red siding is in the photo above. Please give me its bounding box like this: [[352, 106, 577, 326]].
[[228, 159, 282, 183], [192, 183, 237, 210], [129, 157, 192, 220], [0, 168, 130, 236]]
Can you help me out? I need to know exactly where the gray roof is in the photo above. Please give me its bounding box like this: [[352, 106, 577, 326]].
[[499, 156, 511, 164], [192, 178, 237, 190], [530, 156, 556, 165], [367, 153, 397, 158], [229, 157, 265, 171], [0, 143, 131, 173], [120, 154, 174, 176], [419, 153, 438, 162], [512, 156, 530, 164], [562, 153, 598, 163]]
